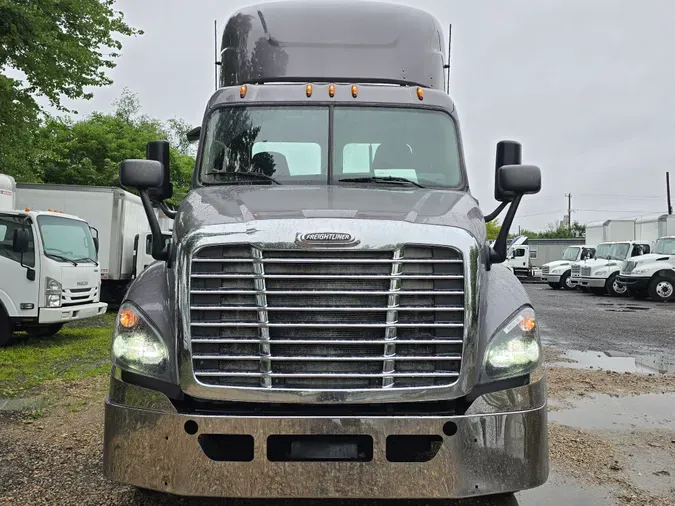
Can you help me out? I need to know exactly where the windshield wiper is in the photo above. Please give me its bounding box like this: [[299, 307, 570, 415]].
[[338, 176, 424, 188], [72, 257, 99, 266], [46, 253, 77, 266], [207, 171, 281, 185]]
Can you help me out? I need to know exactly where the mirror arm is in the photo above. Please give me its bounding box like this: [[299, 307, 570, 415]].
[[139, 190, 169, 261], [489, 194, 523, 265], [158, 200, 177, 220], [483, 202, 508, 223]]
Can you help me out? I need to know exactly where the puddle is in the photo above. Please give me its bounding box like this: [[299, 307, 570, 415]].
[[550, 392, 675, 431], [550, 349, 675, 374], [516, 466, 619, 505], [597, 302, 651, 312]]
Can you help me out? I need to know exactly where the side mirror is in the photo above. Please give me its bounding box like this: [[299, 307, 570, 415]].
[[12, 228, 29, 254], [146, 140, 173, 201], [120, 160, 165, 189], [497, 164, 541, 196], [186, 126, 201, 142], [494, 140, 522, 202]]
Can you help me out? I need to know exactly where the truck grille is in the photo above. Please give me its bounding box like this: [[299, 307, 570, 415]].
[[61, 287, 98, 307], [541, 266, 550, 275], [581, 266, 592, 277], [622, 261, 636, 274], [571, 264, 581, 277], [189, 245, 465, 390]]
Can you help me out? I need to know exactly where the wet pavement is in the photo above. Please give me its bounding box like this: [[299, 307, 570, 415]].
[[550, 349, 675, 374]]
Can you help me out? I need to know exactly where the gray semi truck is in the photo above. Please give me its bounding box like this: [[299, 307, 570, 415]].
[[104, 1, 547, 499]]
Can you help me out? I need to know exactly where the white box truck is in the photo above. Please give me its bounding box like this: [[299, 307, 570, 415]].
[[15, 184, 150, 303], [586, 219, 635, 245], [1, 175, 107, 346], [541, 244, 596, 290]]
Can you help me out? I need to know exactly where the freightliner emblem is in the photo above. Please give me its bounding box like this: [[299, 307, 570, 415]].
[[297, 232, 358, 246]]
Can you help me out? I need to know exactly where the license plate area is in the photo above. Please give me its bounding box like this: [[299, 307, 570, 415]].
[[267, 435, 373, 462]]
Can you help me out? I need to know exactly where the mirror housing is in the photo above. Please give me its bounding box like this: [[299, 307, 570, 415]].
[[494, 140, 522, 202], [146, 140, 172, 202], [120, 160, 164, 189], [93, 237, 99, 254], [12, 229, 29, 254], [497, 164, 541, 196], [186, 126, 201, 142]]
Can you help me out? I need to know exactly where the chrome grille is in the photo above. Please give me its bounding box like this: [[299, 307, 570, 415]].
[[581, 266, 592, 277], [541, 266, 550, 275], [571, 264, 581, 277], [189, 245, 465, 390]]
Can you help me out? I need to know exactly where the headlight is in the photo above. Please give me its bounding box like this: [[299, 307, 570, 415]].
[[112, 302, 169, 379], [482, 307, 542, 382], [550, 268, 564, 274], [633, 268, 650, 275], [45, 277, 62, 307], [594, 270, 607, 277]]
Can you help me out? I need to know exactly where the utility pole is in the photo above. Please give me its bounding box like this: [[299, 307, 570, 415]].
[[667, 172, 673, 215], [565, 193, 572, 232]]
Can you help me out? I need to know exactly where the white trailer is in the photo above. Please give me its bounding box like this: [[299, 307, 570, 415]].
[[1, 175, 107, 345], [586, 219, 635, 244], [15, 184, 151, 303]]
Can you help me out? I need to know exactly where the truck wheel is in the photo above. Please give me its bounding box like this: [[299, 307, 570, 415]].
[[548, 282, 561, 290], [0, 310, 13, 347], [606, 274, 628, 297], [561, 271, 575, 290], [590, 287, 606, 296], [628, 289, 648, 300], [26, 324, 64, 338], [648, 276, 675, 302]]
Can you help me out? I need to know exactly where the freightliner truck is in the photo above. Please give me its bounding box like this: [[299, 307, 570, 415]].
[[104, 1, 547, 499]]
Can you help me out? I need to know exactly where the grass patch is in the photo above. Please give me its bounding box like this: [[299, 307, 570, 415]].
[[0, 312, 116, 398]]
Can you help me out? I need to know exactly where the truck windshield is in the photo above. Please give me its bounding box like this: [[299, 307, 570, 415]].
[[654, 238, 675, 255], [595, 243, 629, 260], [561, 247, 580, 261], [199, 106, 464, 188], [37, 215, 97, 263]]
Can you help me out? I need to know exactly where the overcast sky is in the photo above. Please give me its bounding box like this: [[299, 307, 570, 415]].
[[52, 0, 674, 231]]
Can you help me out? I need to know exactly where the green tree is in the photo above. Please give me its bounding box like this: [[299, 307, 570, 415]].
[[0, 0, 141, 179], [486, 219, 501, 240]]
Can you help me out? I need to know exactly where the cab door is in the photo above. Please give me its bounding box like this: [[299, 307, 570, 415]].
[[0, 215, 39, 318]]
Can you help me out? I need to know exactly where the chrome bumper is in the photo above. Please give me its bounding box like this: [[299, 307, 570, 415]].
[[103, 373, 548, 499], [578, 277, 606, 288]]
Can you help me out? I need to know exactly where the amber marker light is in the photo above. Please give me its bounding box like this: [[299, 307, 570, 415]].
[[519, 315, 536, 333], [351, 84, 358, 98], [328, 84, 336, 97], [417, 87, 424, 100], [240, 85, 248, 98], [306, 83, 313, 97], [119, 307, 139, 329]]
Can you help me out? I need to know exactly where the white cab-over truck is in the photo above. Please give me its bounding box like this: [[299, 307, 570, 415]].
[[540, 245, 596, 290], [16, 184, 152, 303], [617, 236, 675, 302], [0, 174, 107, 345], [575, 241, 653, 297]]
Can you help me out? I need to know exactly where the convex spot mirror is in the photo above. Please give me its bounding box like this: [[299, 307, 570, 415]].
[[120, 160, 165, 189], [497, 164, 541, 197]]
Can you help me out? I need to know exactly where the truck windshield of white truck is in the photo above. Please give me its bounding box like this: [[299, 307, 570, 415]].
[[562, 247, 581, 261], [37, 215, 97, 264], [654, 238, 675, 255], [595, 243, 630, 261], [199, 106, 464, 188]]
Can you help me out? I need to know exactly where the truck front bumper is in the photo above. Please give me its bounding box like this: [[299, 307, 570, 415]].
[[103, 372, 548, 499], [39, 302, 108, 324], [616, 276, 650, 291], [541, 274, 561, 283], [578, 277, 607, 288]]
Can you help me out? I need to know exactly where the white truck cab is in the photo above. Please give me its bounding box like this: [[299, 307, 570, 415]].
[[541, 244, 596, 290], [131, 231, 171, 279], [617, 236, 675, 302], [0, 175, 107, 345], [576, 241, 652, 297], [504, 236, 532, 276]]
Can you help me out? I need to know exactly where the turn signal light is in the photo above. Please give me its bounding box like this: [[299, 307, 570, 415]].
[[417, 87, 424, 100], [119, 307, 139, 329], [328, 84, 335, 97], [305, 83, 313, 97], [240, 85, 247, 98], [351, 84, 358, 98], [519, 315, 536, 333]]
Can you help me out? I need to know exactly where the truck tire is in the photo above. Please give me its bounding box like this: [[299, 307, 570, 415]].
[[606, 273, 628, 297], [26, 324, 64, 338], [0, 309, 13, 347], [648, 276, 675, 302], [560, 271, 575, 290], [548, 282, 561, 290]]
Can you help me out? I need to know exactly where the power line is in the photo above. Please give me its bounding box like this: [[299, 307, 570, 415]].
[[576, 194, 663, 200]]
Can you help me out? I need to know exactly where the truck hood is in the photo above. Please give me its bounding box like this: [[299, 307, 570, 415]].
[[627, 253, 674, 267], [581, 258, 624, 268], [542, 260, 573, 269], [175, 185, 486, 241]]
